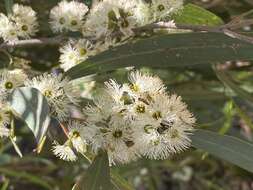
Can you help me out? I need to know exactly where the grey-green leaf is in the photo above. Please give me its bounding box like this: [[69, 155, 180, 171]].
[[74, 152, 112, 190], [66, 32, 253, 80], [111, 170, 134, 190], [191, 129, 253, 173], [214, 67, 253, 104], [4, 0, 13, 15], [9, 87, 51, 144]]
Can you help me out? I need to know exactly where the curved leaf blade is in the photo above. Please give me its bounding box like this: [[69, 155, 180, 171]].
[[173, 4, 224, 26], [111, 170, 134, 190], [74, 152, 112, 190], [9, 87, 51, 144], [4, 0, 13, 15], [214, 67, 253, 104], [67, 32, 253, 79], [192, 129, 253, 173]]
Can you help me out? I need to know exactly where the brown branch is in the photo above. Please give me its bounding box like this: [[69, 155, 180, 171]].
[[134, 22, 223, 33], [0, 19, 252, 50], [59, 122, 69, 137], [222, 29, 253, 44], [0, 35, 67, 49]]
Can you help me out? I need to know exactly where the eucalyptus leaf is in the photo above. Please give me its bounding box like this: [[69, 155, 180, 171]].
[[214, 67, 253, 104], [192, 129, 253, 173], [4, 0, 13, 15], [67, 32, 253, 80], [173, 4, 224, 26], [9, 87, 51, 146], [74, 152, 112, 190], [111, 170, 134, 190]]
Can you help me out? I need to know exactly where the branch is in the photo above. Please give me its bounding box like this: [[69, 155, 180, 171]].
[[0, 35, 67, 49], [134, 22, 223, 33], [0, 19, 253, 50]]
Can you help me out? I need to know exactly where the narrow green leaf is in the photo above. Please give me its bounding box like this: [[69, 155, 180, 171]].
[[233, 99, 253, 130], [214, 67, 253, 103], [67, 32, 253, 80], [74, 152, 112, 190], [0, 167, 53, 190], [111, 170, 134, 190], [10, 137, 23, 158], [173, 4, 224, 26], [9, 87, 51, 145], [191, 129, 253, 173], [1, 178, 9, 190], [4, 0, 13, 15]]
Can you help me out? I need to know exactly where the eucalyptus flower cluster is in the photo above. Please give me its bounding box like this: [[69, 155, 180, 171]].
[[0, 1, 183, 71], [84, 71, 195, 165], [52, 0, 183, 71], [52, 71, 195, 165], [0, 4, 38, 42], [0, 70, 80, 138]]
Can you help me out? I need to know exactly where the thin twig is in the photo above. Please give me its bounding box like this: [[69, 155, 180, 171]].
[[0, 35, 67, 49], [0, 19, 252, 49], [59, 122, 69, 137]]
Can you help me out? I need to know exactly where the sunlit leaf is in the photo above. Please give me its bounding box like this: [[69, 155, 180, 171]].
[[9, 87, 51, 146], [173, 4, 224, 26]]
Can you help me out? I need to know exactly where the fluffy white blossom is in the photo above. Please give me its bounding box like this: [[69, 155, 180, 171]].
[[67, 121, 87, 154], [85, 114, 139, 165], [50, 0, 89, 33], [24, 73, 77, 120], [132, 1, 152, 26], [52, 141, 77, 161], [133, 93, 195, 159], [59, 39, 94, 71], [151, 0, 184, 21], [83, 1, 117, 37], [84, 0, 148, 38], [0, 14, 18, 42], [128, 70, 166, 95], [82, 70, 195, 164], [0, 69, 28, 101], [11, 4, 39, 39], [0, 4, 38, 42]]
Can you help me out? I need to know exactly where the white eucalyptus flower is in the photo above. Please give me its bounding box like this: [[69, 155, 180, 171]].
[[52, 141, 77, 161], [67, 121, 87, 154], [0, 4, 38, 42], [84, 0, 147, 38], [87, 115, 139, 165], [11, 4, 39, 39], [151, 0, 184, 21], [50, 0, 89, 33], [132, 1, 152, 26], [134, 93, 195, 159], [0, 69, 27, 101], [83, 1, 116, 37], [128, 71, 166, 96], [59, 39, 93, 71], [24, 73, 77, 120], [84, 90, 115, 123], [0, 14, 18, 42]]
